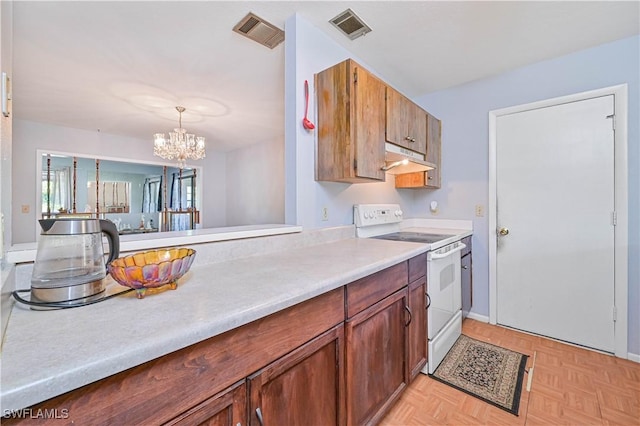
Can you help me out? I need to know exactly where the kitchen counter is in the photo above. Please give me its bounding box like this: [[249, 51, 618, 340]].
[[1, 236, 432, 412], [1, 219, 473, 413]]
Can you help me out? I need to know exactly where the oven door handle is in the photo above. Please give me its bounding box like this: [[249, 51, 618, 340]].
[[429, 242, 466, 260]]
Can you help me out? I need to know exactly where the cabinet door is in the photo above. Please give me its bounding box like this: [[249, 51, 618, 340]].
[[407, 277, 427, 380], [345, 289, 408, 426], [316, 59, 385, 183], [248, 325, 345, 426], [407, 105, 427, 155], [386, 88, 427, 154], [385, 87, 411, 149], [461, 253, 472, 318], [165, 380, 247, 426], [425, 113, 442, 188], [352, 63, 386, 181]]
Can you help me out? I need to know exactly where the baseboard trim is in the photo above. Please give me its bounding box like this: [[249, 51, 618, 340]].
[[628, 352, 640, 363], [464, 312, 489, 323]]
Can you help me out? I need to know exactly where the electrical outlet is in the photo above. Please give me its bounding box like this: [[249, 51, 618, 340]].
[[475, 204, 484, 217], [322, 207, 329, 221], [21, 204, 30, 214]]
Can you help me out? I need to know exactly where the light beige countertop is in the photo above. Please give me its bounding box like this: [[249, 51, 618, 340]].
[[1, 236, 429, 412]]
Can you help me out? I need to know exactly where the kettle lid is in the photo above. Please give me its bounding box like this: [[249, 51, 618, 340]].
[[39, 218, 101, 235]]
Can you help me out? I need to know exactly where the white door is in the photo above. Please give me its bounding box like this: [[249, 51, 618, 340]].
[[496, 95, 615, 352]]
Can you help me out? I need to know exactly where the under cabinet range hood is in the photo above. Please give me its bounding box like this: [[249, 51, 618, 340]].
[[382, 143, 436, 174]]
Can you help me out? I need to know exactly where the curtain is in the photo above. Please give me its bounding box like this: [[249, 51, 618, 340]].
[[48, 167, 71, 212], [169, 173, 189, 231], [142, 176, 162, 213]]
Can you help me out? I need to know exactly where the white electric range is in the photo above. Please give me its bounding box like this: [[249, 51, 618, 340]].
[[354, 204, 467, 374]]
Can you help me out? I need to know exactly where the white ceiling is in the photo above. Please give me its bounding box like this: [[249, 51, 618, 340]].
[[12, 1, 639, 152]]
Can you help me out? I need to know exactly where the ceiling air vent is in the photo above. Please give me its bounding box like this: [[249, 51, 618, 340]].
[[233, 12, 285, 49], [329, 8, 372, 40]]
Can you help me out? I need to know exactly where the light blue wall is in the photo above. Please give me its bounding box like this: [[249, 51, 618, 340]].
[[414, 35, 640, 355]]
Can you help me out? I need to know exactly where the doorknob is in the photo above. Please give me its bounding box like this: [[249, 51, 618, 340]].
[[499, 227, 509, 236]]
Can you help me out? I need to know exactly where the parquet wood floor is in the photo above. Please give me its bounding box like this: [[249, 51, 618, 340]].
[[381, 319, 640, 425]]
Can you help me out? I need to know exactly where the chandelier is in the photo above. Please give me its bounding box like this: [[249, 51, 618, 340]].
[[153, 106, 206, 169]]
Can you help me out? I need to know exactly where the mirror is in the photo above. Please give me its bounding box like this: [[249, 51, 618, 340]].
[[39, 151, 202, 235]]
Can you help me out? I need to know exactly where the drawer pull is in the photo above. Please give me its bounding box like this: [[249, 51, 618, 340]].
[[404, 305, 412, 327]]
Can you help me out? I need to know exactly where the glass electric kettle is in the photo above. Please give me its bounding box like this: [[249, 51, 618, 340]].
[[30, 218, 120, 306]]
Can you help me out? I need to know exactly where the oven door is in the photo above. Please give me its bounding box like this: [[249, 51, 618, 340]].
[[427, 241, 465, 339]]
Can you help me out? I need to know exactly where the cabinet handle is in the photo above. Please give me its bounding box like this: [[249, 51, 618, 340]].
[[428, 176, 433, 180], [425, 293, 431, 310], [462, 265, 469, 269], [404, 305, 412, 327], [256, 408, 264, 426], [405, 136, 416, 143]]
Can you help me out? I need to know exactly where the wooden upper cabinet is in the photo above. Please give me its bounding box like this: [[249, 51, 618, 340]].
[[316, 59, 386, 183], [425, 113, 442, 188], [385, 87, 427, 155], [395, 112, 442, 189]]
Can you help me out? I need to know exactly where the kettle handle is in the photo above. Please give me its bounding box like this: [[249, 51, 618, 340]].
[[99, 219, 120, 267]]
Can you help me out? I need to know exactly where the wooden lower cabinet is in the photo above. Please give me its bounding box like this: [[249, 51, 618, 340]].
[[461, 236, 473, 318], [165, 380, 247, 426], [248, 325, 345, 426], [10, 257, 430, 426], [407, 277, 428, 380], [345, 289, 409, 426]]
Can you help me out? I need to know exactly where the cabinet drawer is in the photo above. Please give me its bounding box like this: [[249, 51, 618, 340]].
[[408, 253, 427, 283], [164, 380, 247, 426], [346, 262, 408, 318]]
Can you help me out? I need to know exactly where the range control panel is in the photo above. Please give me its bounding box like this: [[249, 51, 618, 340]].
[[354, 204, 403, 227]]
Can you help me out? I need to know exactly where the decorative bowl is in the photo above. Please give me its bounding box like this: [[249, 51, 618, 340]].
[[108, 248, 196, 299]]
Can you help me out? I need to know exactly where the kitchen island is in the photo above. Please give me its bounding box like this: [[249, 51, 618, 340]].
[[1, 222, 471, 424]]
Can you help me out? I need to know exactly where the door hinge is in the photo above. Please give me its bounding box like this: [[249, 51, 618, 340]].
[[353, 159, 357, 170], [606, 114, 616, 130], [612, 211, 617, 226], [353, 69, 358, 84], [613, 306, 617, 322]]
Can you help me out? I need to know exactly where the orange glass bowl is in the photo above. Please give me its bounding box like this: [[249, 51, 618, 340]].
[[108, 248, 196, 299]]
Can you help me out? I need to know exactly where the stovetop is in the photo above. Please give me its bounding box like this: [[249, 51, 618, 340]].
[[372, 232, 452, 244]]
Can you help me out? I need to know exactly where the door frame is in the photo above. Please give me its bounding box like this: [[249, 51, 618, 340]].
[[488, 84, 629, 359]]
